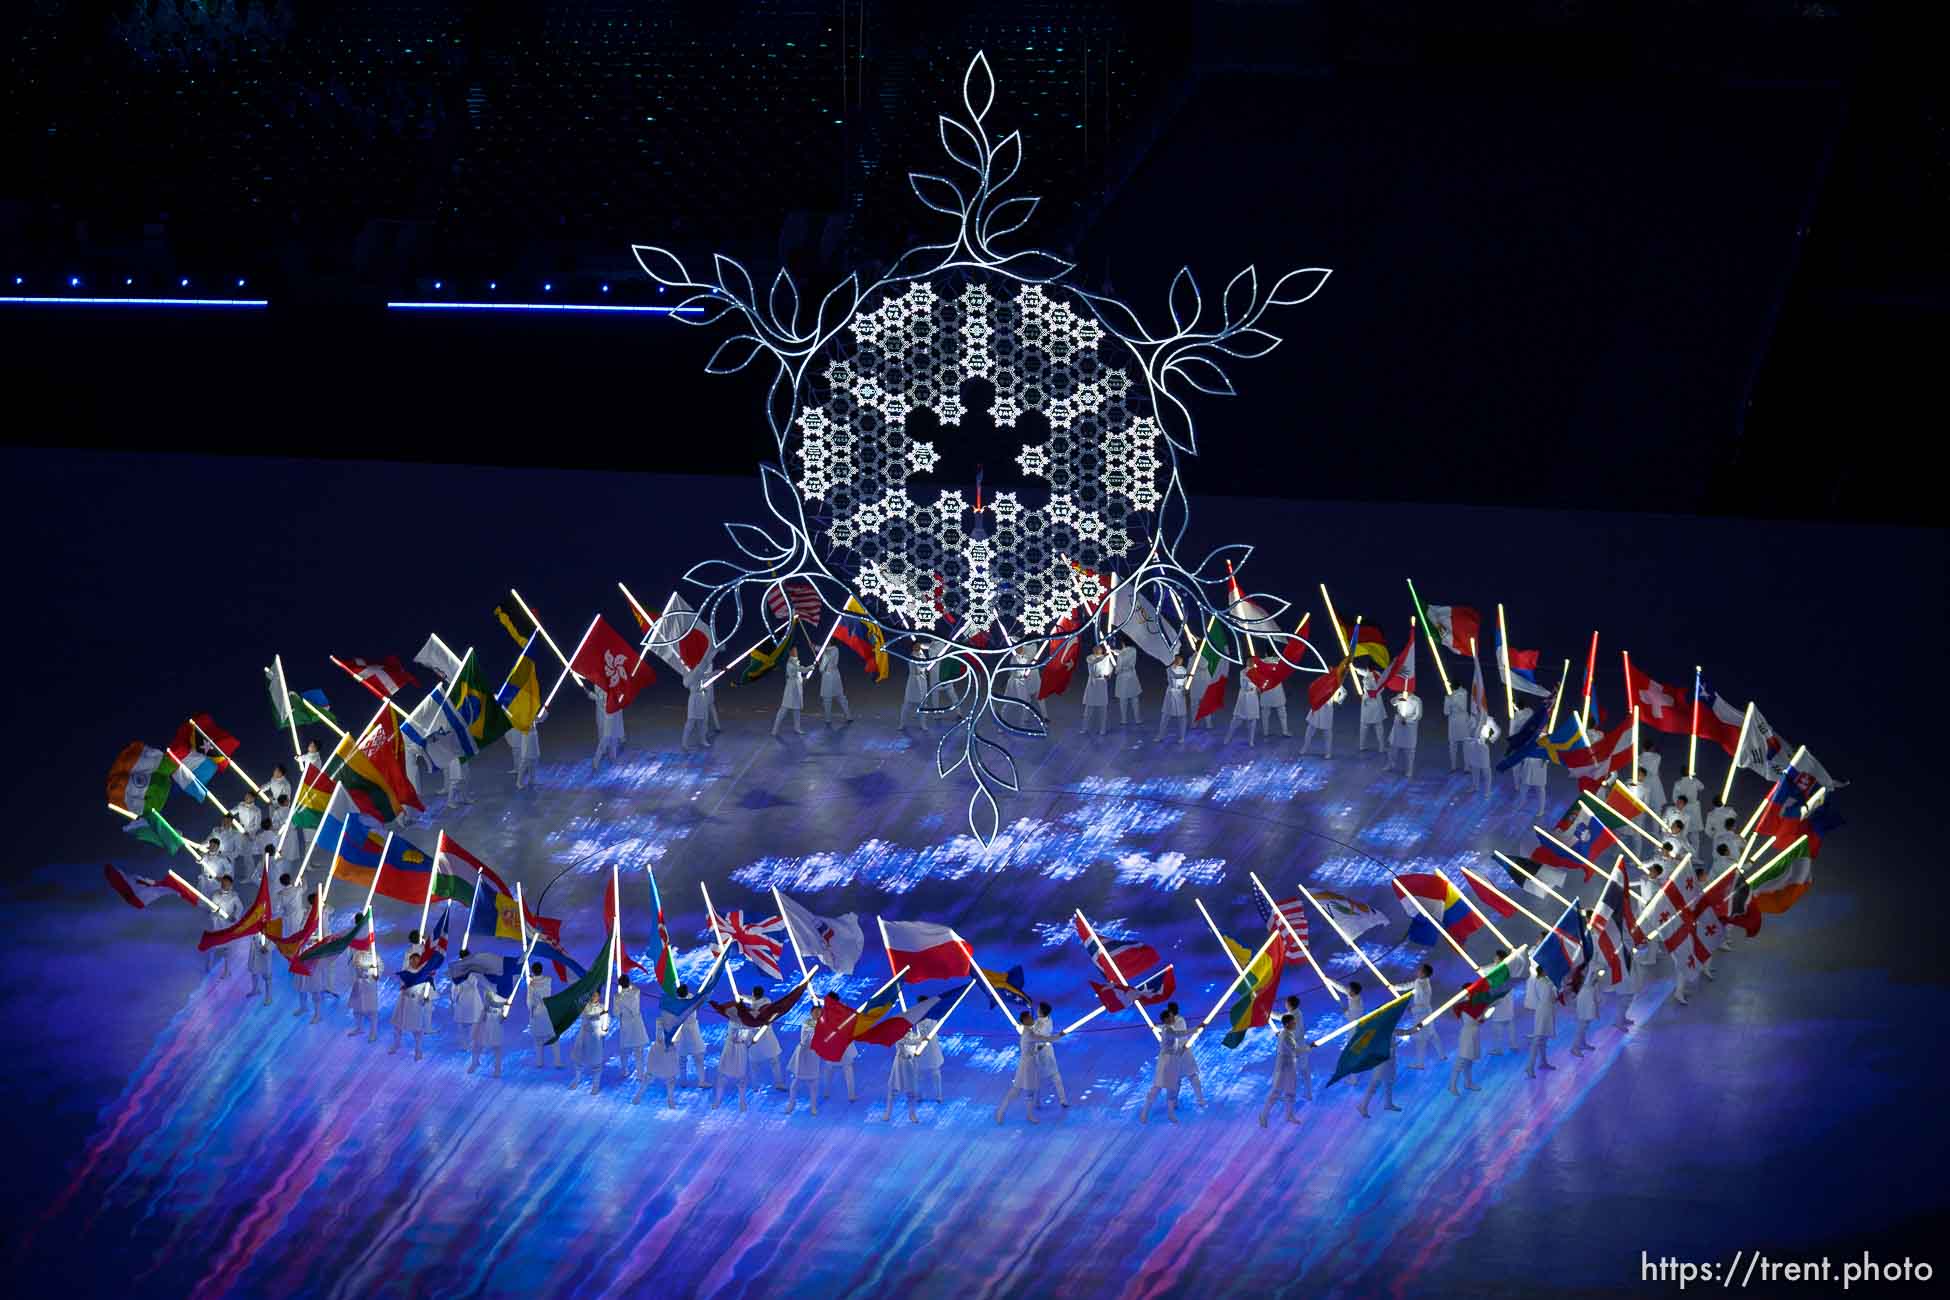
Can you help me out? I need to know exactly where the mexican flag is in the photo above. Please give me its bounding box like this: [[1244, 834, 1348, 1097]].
[[1420, 603, 1481, 656], [1220, 935, 1285, 1048], [107, 742, 178, 817], [1193, 616, 1230, 722]]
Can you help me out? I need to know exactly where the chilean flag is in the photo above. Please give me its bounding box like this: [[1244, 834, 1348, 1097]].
[[881, 919, 973, 983]]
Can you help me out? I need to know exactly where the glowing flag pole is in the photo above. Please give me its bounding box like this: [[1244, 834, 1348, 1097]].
[[1248, 871, 1344, 1002], [294, 785, 350, 890], [1533, 822, 1645, 881], [917, 978, 980, 1046], [1404, 578, 1454, 695], [272, 654, 303, 757], [1073, 908, 1162, 1041], [703, 626, 792, 689], [511, 588, 574, 670], [1581, 630, 1599, 729], [1459, 865, 1557, 935], [616, 581, 667, 681], [508, 882, 539, 1011], [415, 841, 438, 938], [1629, 851, 1696, 939], [874, 915, 907, 1011], [1286, 877, 1400, 994], [167, 868, 221, 914], [1739, 744, 1809, 837], [541, 614, 602, 712], [699, 880, 740, 1000], [1722, 703, 1758, 805], [1688, 666, 1702, 779], [1638, 853, 1748, 949], [1495, 603, 1516, 724], [1598, 784, 1675, 852], [771, 884, 811, 984], [605, 863, 623, 1014], [1061, 1005, 1107, 1035], [958, 934, 1017, 1020], [1631, 705, 1642, 789], [1193, 897, 1248, 977], [1415, 945, 1531, 1031], [359, 828, 387, 917], [1311, 989, 1412, 1050], [1319, 583, 1350, 656], [1492, 852, 1580, 912], [460, 862, 485, 951], [1546, 659, 1570, 736], [1189, 929, 1280, 1044], [1433, 867, 1515, 950], [1393, 879, 1484, 973], [268, 762, 323, 864]]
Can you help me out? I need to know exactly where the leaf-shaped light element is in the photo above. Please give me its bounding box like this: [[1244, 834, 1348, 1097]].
[[705, 334, 767, 375], [763, 364, 796, 445], [909, 171, 967, 217], [1190, 543, 1256, 585], [939, 114, 984, 173], [758, 462, 804, 527], [1223, 266, 1258, 327], [1168, 354, 1236, 397], [631, 244, 693, 288], [936, 722, 969, 779], [815, 273, 860, 342], [676, 292, 738, 326], [1267, 266, 1332, 306], [981, 195, 1038, 245], [723, 521, 789, 564], [769, 270, 801, 338], [683, 556, 757, 588], [968, 786, 1001, 847], [713, 255, 756, 310], [986, 131, 1023, 194], [963, 51, 995, 124], [1078, 291, 1159, 346], [886, 242, 960, 283], [1211, 327, 1282, 359], [973, 732, 1021, 792], [989, 248, 1074, 283], [1168, 266, 1201, 334]]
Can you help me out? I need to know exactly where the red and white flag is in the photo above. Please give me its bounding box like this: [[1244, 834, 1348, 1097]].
[[571, 615, 645, 713], [881, 919, 973, 983], [766, 580, 825, 626], [1091, 963, 1175, 1012], [103, 863, 198, 910], [1623, 661, 1691, 735], [1257, 892, 1310, 959], [1424, 604, 1481, 655], [1381, 637, 1416, 694], [337, 655, 419, 698], [646, 593, 713, 672]]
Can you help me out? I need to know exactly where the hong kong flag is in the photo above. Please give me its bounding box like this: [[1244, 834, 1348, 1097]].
[[571, 615, 647, 712], [1623, 661, 1691, 735]]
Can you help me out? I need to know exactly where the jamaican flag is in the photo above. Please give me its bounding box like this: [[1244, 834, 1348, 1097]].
[[736, 624, 793, 685]]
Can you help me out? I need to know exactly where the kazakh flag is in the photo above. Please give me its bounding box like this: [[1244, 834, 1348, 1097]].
[[737, 624, 793, 685], [495, 631, 543, 732], [448, 648, 513, 754], [1327, 991, 1411, 1086], [1220, 935, 1285, 1048]]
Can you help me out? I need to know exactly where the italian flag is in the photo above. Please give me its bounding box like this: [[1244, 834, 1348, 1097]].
[[1194, 616, 1230, 722], [107, 742, 178, 817]]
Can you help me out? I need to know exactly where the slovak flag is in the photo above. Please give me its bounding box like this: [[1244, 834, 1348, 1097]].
[[880, 919, 974, 983], [570, 615, 645, 713]]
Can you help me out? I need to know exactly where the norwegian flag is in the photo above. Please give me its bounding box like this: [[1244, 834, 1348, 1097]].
[[765, 579, 825, 626], [1253, 891, 1309, 959], [1073, 914, 1159, 982], [711, 907, 786, 980], [1091, 963, 1175, 1013]]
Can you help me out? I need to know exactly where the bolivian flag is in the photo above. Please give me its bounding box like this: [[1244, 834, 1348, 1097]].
[[289, 765, 338, 831], [1220, 934, 1285, 1048], [496, 631, 543, 732]]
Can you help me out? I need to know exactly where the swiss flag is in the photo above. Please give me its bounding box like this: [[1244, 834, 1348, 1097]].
[[1623, 662, 1691, 735], [571, 615, 646, 713]]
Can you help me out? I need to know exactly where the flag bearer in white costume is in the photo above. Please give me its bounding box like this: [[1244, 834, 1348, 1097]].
[[528, 960, 562, 1068], [1488, 948, 1526, 1054], [390, 936, 434, 1062], [1408, 963, 1445, 1068], [1522, 948, 1557, 1079], [570, 991, 609, 1094], [818, 641, 851, 724], [1356, 1021, 1401, 1118], [885, 1022, 927, 1124], [199, 834, 231, 896], [771, 649, 814, 737], [635, 999, 682, 1108], [1355, 666, 1387, 752], [715, 1015, 752, 1112], [1081, 643, 1112, 735], [1463, 717, 1496, 795], [1443, 686, 1472, 769], [1005, 643, 1042, 729], [1139, 1003, 1203, 1124], [246, 930, 273, 1005], [668, 986, 707, 1086], [1114, 638, 1142, 725], [1032, 1001, 1068, 1107], [681, 663, 713, 751], [1157, 653, 1190, 742], [511, 709, 544, 789], [614, 974, 649, 1080], [471, 980, 508, 1076], [203, 874, 241, 978], [1624, 752, 1666, 831], [583, 680, 624, 772], [1671, 771, 1706, 828], [348, 938, 381, 1042], [1225, 673, 1262, 747], [994, 1010, 1064, 1125], [1448, 1007, 1482, 1096], [784, 1000, 824, 1116], [900, 642, 934, 732], [452, 951, 483, 1055], [1260, 1014, 1305, 1126], [1386, 690, 1422, 776], [1571, 959, 1603, 1056], [1274, 994, 1313, 1100], [1515, 751, 1549, 814], [1300, 682, 1341, 757], [744, 985, 787, 1088]]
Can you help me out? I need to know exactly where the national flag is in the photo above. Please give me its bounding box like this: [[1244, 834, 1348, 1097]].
[[832, 596, 890, 681], [1309, 888, 1388, 939], [1753, 764, 1832, 845], [540, 934, 615, 1044], [812, 986, 898, 1061], [494, 602, 537, 649], [1253, 890, 1309, 958], [295, 912, 372, 967], [1326, 992, 1410, 1086], [573, 616, 647, 713], [1244, 630, 1307, 695], [1462, 871, 1521, 921], [602, 871, 648, 974], [983, 965, 1033, 1012], [853, 986, 960, 1047], [881, 919, 974, 983], [1691, 674, 1749, 755], [1662, 886, 1722, 973], [1454, 954, 1519, 1020], [103, 863, 197, 910], [1494, 633, 1552, 699], [495, 631, 544, 733], [398, 946, 446, 991], [196, 874, 271, 952], [766, 579, 825, 626], [1420, 604, 1481, 656], [1306, 644, 1350, 712], [1746, 835, 1815, 915], [529, 937, 589, 985], [1089, 963, 1175, 1013], [1497, 710, 1585, 772], [1394, 873, 1482, 947], [775, 891, 865, 976], [1220, 935, 1285, 1048], [735, 625, 792, 686], [1036, 608, 1087, 700], [711, 974, 813, 1028], [450, 951, 523, 1000], [644, 593, 712, 673], [337, 655, 418, 698], [1562, 717, 1635, 789], [1110, 586, 1178, 664], [1193, 616, 1231, 721], [1590, 867, 1639, 981], [1381, 636, 1416, 695], [711, 908, 789, 980], [448, 647, 516, 749], [1532, 900, 1587, 991], [1500, 852, 1570, 899], [1073, 915, 1161, 981], [441, 832, 563, 946], [173, 714, 239, 773], [1622, 660, 1691, 735], [1341, 622, 1390, 671], [266, 668, 337, 732], [288, 765, 336, 831], [413, 635, 464, 685], [163, 720, 225, 799], [121, 809, 188, 856], [269, 893, 321, 968], [107, 742, 179, 817], [1707, 870, 1763, 941], [400, 686, 475, 771], [331, 709, 423, 822]]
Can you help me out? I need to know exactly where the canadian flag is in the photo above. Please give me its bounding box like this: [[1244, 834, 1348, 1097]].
[[1623, 661, 1691, 735], [570, 615, 645, 713]]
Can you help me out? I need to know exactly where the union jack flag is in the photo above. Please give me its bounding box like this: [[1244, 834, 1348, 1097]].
[[711, 907, 786, 980], [765, 580, 825, 627], [1253, 891, 1309, 958]]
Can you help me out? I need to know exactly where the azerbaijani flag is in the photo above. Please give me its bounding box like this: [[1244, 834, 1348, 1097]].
[[494, 630, 543, 733], [107, 742, 178, 816], [1220, 935, 1285, 1048], [332, 709, 423, 823], [1194, 615, 1231, 722], [1454, 954, 1518, 1020], [1395, 872, 1483, 947]]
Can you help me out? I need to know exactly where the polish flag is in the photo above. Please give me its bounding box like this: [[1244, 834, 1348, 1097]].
[[880, 919, 973, 983]]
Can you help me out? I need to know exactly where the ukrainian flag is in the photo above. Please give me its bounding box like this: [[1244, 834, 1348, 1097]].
[[496, 631, 543, 732]]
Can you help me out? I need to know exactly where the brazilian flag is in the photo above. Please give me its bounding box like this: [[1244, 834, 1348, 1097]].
[[448, 649, 513, 753]]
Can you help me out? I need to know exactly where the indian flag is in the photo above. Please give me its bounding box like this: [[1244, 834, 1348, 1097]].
[[1747, 834, 1812, 914], [107, 742, 178, 817], [1220, 934, 1285, 1048]]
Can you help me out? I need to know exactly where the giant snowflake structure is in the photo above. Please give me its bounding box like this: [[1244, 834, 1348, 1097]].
[[631, 52, 1334, 840]]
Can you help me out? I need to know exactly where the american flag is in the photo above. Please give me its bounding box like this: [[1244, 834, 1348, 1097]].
[[1253, 891, 1309, 958], [711, 908, 786, 979], [765, 580, 824, 626]]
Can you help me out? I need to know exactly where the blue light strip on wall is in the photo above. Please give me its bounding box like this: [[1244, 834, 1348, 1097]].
[[385, 302, 703, 314], [0, 296, 270, 307]]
